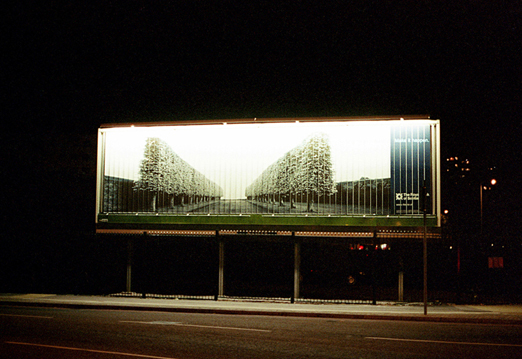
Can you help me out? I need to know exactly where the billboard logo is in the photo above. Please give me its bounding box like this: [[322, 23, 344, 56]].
[[395, 193, 419, 201]]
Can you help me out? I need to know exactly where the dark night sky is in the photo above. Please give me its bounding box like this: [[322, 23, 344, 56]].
[[4, 1, 522, 234]]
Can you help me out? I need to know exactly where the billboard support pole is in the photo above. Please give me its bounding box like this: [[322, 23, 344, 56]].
[[217, 232, 224, 300], [126, 238, 133, 293], [292, 233, 300, 303], [372, 231, 377, 305], [142, 232, 147, 299], [398, 271, 404, 302], [422, 182, 428, 315]]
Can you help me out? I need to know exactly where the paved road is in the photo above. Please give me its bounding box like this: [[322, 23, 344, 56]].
[[2, 302, 522, 358]]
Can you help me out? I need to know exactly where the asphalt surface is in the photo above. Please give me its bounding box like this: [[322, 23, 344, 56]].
[[2, 293, 522, 325]]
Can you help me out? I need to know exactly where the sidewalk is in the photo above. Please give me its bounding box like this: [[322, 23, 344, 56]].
[[2, 293, 522, 325]]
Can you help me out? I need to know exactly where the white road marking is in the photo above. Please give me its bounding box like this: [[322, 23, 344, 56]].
[[367, 336, 522, 347], [0, 314, 53, 319], [7, 294, 56, 299], [120, 320, 271, 332], [5, 341, 178, 359]]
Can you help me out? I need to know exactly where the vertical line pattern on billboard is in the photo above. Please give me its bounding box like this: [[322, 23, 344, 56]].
[[390, 124, 431, 215], [99, 121, 436, 218]]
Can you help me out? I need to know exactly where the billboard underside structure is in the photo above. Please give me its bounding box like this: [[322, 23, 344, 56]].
[[96, 117, 440, 235]]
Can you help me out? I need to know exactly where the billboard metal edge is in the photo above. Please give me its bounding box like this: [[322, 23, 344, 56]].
[[99, 115, 432, 129], [95, 116, 441, 234]]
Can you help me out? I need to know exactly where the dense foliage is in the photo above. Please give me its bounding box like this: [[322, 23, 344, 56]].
[[134, 138, 223, 211], [245, 133, 336, 210]]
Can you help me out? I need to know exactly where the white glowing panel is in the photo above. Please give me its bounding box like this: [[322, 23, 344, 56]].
[[104, 122, 389, 197], [97, 118, 437, 217]]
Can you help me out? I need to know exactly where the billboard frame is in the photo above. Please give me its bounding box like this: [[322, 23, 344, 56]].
[[96, 115, 441, 235]]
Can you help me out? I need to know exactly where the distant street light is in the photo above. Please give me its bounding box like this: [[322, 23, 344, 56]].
[[480, 178, 497, 235]]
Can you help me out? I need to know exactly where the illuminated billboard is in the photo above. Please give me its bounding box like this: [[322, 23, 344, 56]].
[[96, 117, 440, 233]]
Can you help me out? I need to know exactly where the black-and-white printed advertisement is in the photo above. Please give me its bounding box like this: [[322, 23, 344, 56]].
[[100, 121, 431, 217]]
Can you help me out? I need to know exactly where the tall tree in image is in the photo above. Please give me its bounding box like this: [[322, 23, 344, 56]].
[[287, 150, 300, 208], [134, 138, 167, 211], [305, 133, 336, 211], [245, 133, 336, 212], [274, 156, 289, 206], [166, 154, 184, 207], [134, 137, 222, 212], [288, 133, 336, 212]]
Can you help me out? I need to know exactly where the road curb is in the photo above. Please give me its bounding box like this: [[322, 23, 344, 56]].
[[2, 300, 522, 325]]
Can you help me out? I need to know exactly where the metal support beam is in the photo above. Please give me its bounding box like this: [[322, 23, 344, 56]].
[[292, 234, 300, 303], [372, 231, 377, 305], [398, 271, 404, 302], [126, 238, 133, 293], [217, 236, 225, 299], [422, 182, 428, 315]]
